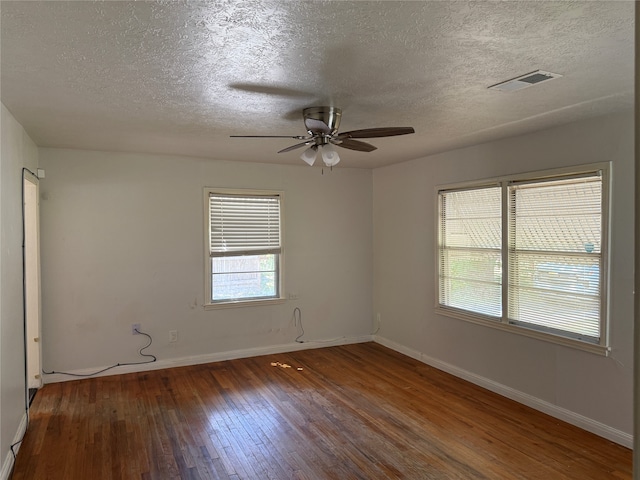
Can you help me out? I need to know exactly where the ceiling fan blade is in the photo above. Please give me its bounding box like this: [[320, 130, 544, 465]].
[[230, 135, 310, 139], [337, 127, 415, 139], [333, 138, 377, 152], [277, 141, 314, 153]]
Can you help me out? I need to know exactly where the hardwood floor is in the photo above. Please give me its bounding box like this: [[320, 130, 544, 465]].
[[12, 342, 631, 479]]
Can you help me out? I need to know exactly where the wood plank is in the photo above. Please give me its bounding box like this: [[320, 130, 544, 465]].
[[12, 342, 631, 479]]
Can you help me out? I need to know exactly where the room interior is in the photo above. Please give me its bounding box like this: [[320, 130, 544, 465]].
[[0, 1, 636, 477]]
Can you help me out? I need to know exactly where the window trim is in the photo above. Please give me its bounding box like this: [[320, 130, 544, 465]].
[[434, 163, 611, 355], [203, 187, 285, 309]]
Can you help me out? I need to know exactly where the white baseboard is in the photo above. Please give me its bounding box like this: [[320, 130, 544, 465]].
[[44, 335, 373, 384], [374, 335, 633, 448], [0, 412, 28, 480]]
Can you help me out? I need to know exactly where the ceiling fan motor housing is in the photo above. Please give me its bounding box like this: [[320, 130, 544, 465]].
[[303, 106, 342, 136]]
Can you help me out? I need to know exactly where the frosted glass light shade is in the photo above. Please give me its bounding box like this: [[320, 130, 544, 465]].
[[300, 146, 317, 166], [321, 143, 340, 166]]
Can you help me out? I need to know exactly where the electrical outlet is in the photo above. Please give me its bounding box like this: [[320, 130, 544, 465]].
[[132, 323, 141, 335], [169, 330, 178, 343], [288, 292, 299, 300]]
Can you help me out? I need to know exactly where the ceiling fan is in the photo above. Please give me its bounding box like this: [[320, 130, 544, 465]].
[[231, 106, 415, 167]]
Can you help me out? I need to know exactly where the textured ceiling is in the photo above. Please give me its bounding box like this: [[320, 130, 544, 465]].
[[1, 1, 635, 168]]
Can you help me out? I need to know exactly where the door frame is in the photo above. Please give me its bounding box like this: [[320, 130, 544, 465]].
[[23, 170, 42, 398]]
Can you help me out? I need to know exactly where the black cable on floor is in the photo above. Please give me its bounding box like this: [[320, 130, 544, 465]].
[[294, 307, 305, 343], [42, 328, 156, 377]]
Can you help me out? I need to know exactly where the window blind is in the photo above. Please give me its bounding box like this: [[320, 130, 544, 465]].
[[438, 186, 502, 317], [508, 174, 602, 341], [209, 194, 281, 257]]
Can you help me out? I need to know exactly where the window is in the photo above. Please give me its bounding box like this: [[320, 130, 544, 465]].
[[205, 189, 284, 306], [438, 186, 502, 318], [437, 164, 609, 353]]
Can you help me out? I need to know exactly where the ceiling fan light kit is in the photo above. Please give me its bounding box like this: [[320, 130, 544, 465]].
[[299, 144, 341, 167], [320, 143, 340, 167], [300, 145, 318, 166], [231, 106, 415, 167]]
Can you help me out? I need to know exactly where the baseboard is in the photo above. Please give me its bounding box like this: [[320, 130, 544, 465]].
[[44, 335, 373, 384], [374, 335, 633, 448], [0, 412, 28, 480]]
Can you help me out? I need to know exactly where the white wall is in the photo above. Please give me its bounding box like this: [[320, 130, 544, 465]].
[[0, 104, 39, 475], [38, 149, 373, 374], [373, 110, 635, 442]]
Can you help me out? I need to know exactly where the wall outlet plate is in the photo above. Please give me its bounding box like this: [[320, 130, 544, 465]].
[[132, 323, 141, 335]]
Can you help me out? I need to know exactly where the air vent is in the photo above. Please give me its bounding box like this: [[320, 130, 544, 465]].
[[489, 70, 562, 92]]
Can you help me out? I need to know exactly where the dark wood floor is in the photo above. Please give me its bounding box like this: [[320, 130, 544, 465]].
[[12, 342, 631, 479]]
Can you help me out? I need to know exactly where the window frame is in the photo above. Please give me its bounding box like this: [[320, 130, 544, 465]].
[[435, 163, 610, 355], [204, 187, 286, 309]]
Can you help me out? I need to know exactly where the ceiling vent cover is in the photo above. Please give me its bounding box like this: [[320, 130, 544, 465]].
[[489, 70, 562, 92]]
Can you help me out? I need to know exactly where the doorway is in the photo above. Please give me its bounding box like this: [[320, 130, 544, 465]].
[[23, 171, 42, 405]]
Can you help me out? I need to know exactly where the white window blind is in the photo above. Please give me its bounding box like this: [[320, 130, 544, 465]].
[[437, 165, 608, 352], [206, 191, 282, 304], [209, 194, 281, 257], [438, 186, 502, 318], [508, 174, 603, 342]]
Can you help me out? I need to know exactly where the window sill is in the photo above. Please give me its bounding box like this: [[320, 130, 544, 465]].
[[204, 297, 287, 310], [434, 306, 610, 356]]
